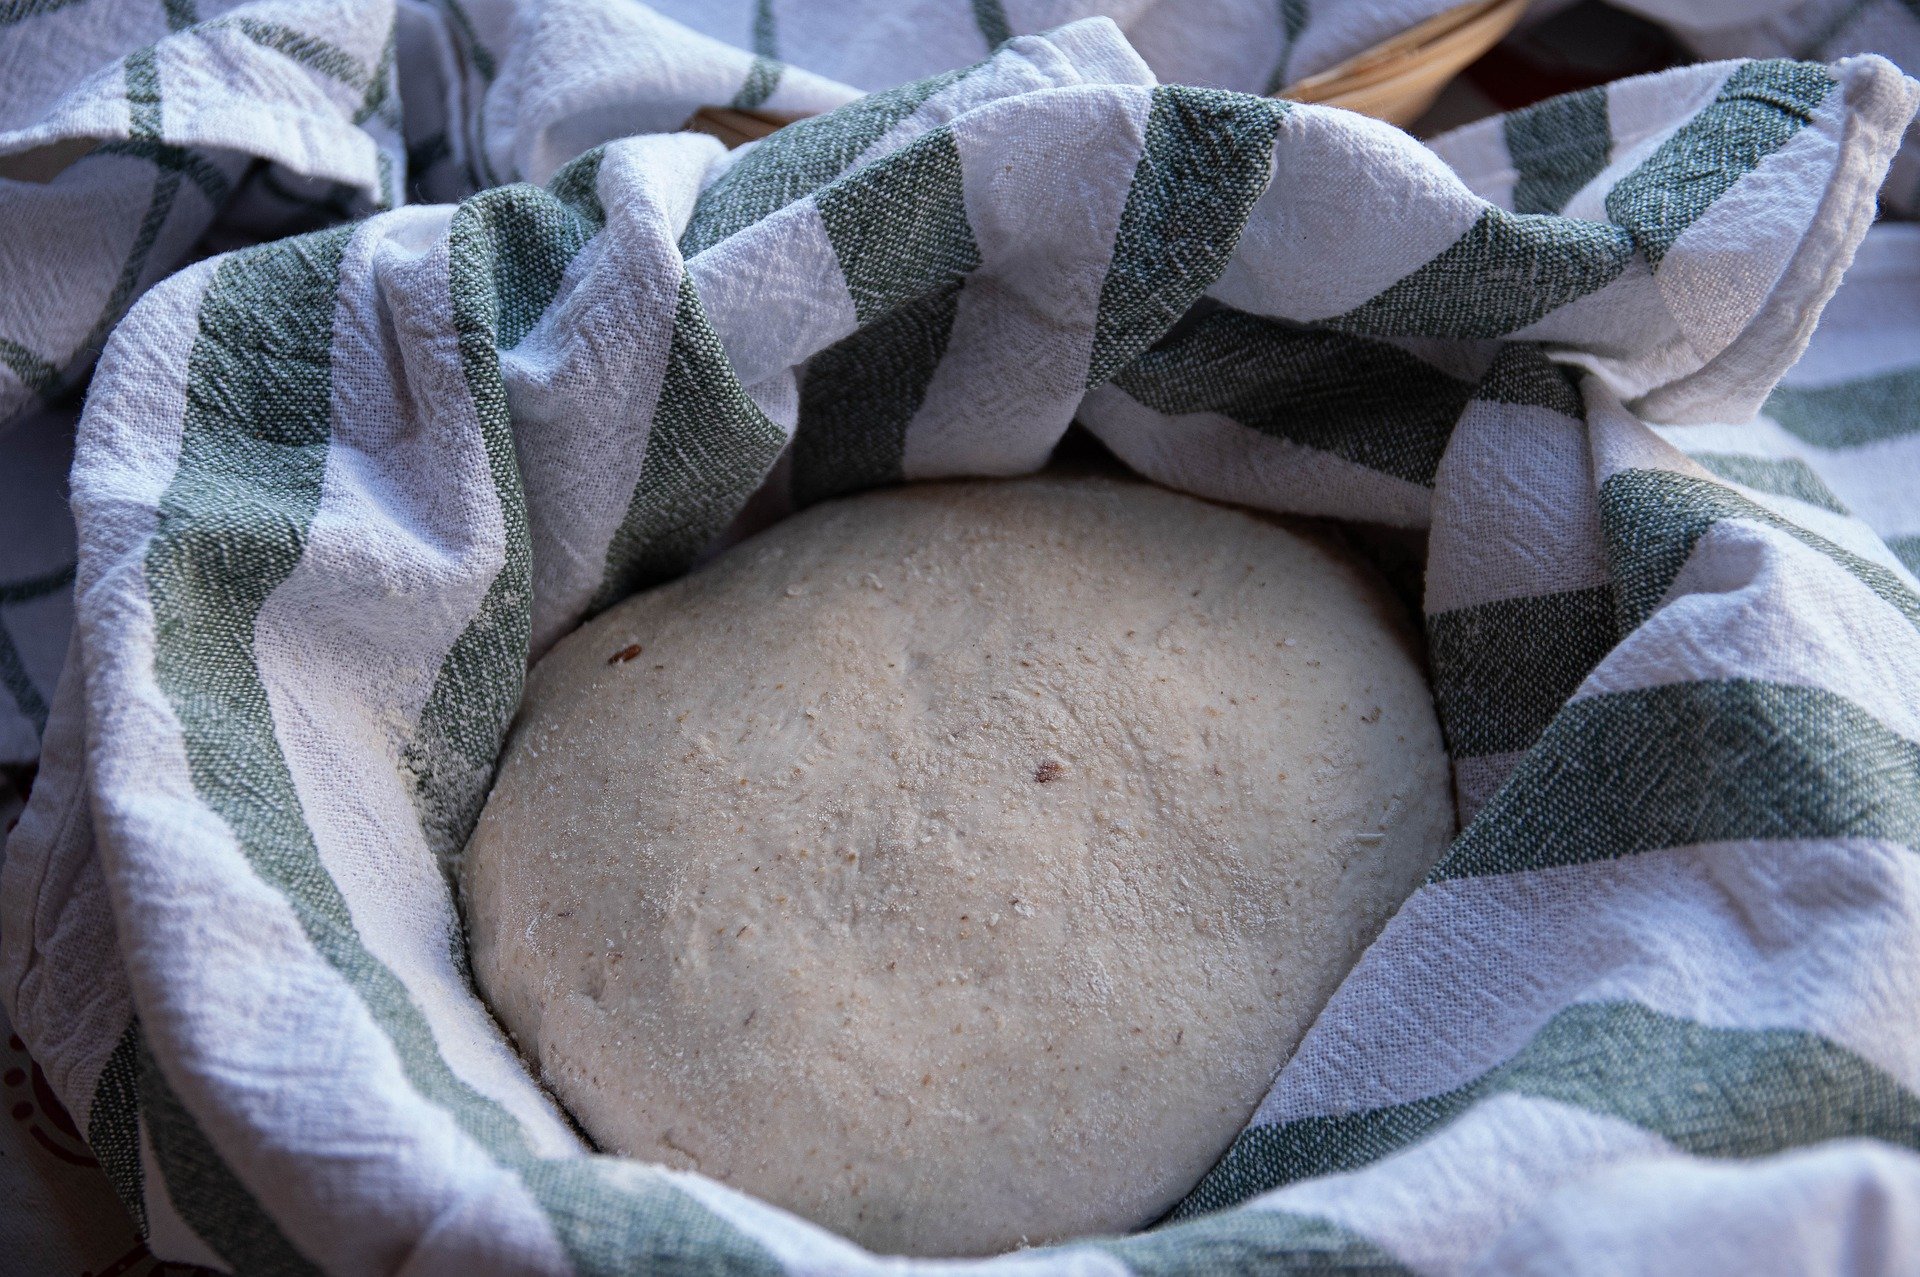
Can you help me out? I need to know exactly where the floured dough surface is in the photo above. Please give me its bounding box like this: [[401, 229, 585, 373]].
[[463, 476, 1452, 1256]]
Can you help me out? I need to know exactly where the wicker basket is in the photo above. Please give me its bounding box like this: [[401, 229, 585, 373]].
[[1276, 0, 1527, 126], [685, 105, 811, 149], [688, 0, 1528, 146]]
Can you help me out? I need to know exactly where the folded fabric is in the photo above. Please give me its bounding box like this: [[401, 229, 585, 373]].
[[0, 0, 1470, 771], [1612, 0, 1920, 215], [0, 0, 1481, 439]]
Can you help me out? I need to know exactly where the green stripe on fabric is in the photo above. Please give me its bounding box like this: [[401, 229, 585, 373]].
[[137, 1030, 315, 1272], [373, 148, 395, 216], [751, 0, 777, 55], [816, 126, 979, 324], [141, 226, 476, 1271], [87, 1021, 145, 1233], [1472, 341, 1586, 418], [1765, 367, 1920, 449], [1601, 468, 1920, 634], [1427, 585, 1618, 759], [1433, 678, 1920, 881], [546, 145, 608, 227], [35, 47, 225, 418], [541, 151, 599, 229], [326, 171, 780, 1277], [518, 1160, 784, 1276], [1505, 86, 1610, 215], [594, 274, 789, 604], [792, 283, 963, 506], [94, 161, 185, 328], [402, 163, 604, 862], [971, 0, 1012, 48], [141, 220, 357, 1252], [0, 0, 87, 24], [1087, 87, 1286, 389], [439, 0, 499, 187], [493, 166, 604, 348], [93, 138, 232, 205], [1687, 453, 1848, 513], [1604, 60, 1836, 270], [1263, 0, 1311, 95], [116, 165, 184, 293], [126, 46, 162, 139], [1179, 1000, 1920, 1217], [386, 179, 783, 1273], [1325, 207, 1634, 339], [19, 157, 192, 416], [1111, 304, 1470, 486], [1095, 1208, 1409, 1275], [145, 220, 779, 1275], [163, 0, 196, 30], [441, 0, 496, 81], [0, 622, 48, 732], [9, 141, 216, 415], [680, 62, 973, 258], [782, 123, 986, 510], [230, 18, 370, 90], [1891, 535, 1920, 576], [353, 19, 400, 131], [0, 339, 59, 397], [729, 56, 783, 111], [223, 17, 373, 90]]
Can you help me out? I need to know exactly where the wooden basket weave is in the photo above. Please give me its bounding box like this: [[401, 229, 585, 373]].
[[688, 0, 1528, 146]]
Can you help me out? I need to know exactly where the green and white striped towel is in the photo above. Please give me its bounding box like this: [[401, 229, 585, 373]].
[[0, 0, 1468, 779], [1614, 0, 1920, 216], [0, 0, 1475, 438], [4, 3, 1920, 1274]]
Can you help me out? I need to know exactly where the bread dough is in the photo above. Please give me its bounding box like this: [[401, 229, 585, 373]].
[[463, 476, 1453, 1256]]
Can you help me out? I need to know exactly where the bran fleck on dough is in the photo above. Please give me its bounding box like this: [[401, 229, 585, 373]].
[[462, 476, 1453, 1257]]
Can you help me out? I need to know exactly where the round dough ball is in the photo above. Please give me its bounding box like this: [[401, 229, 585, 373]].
[[463, 477, 1452, 1257]]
